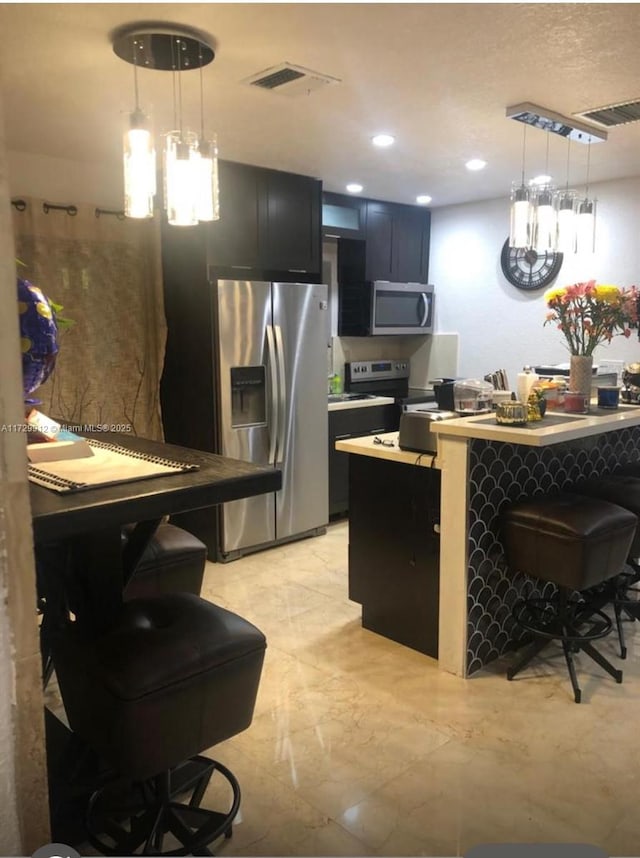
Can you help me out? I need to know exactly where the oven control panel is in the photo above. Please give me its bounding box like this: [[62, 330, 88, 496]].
[[345, 360, 410, 383]]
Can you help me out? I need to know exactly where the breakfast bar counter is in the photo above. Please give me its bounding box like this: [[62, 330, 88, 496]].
[[338, 406, 640, 677]]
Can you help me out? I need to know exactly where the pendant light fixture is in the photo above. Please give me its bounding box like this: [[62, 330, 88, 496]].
[[531, 133, 556, 253], [506, 103, 606, 256], [112, 24, 218, 226], [575, 141, 597, 255], [122, 39, 156, 219], [554, 138, 577, 254], [194, 45, 220, 222], [509, 124, 532, 249]]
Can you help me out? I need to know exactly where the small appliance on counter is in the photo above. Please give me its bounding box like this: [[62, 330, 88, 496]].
[[398, 409, 457, 453], [453, 379, 493, 414], [622, 363, 640, 403], [431, 378, 456, 410]]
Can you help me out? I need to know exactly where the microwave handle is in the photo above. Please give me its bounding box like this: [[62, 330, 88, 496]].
[[420, 292, 430, 327]]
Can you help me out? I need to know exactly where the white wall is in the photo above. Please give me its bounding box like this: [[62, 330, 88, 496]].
[[8, 150, 122, 208], [430, 177, 640, 389]]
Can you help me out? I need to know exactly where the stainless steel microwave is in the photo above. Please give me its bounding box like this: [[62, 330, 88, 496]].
[[370, 281, 434, 335], [338, 280, 435, 337]]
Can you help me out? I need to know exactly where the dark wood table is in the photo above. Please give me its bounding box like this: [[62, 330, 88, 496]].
[[31, 432, 281, 843]]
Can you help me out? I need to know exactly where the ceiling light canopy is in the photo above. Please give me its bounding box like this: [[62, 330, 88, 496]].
[[506, 102, 607, 144], [112, 22, 219, 226], [346, 183, 363, 194], [465, 159, 487, 171], [416, 195, 432, 205]]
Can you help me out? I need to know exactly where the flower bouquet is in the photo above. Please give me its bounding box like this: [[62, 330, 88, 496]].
[[544, 280, 637, 356], [544, 280, 638, 401]]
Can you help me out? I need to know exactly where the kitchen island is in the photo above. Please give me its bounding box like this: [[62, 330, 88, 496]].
[[337, 405, 640, 677]]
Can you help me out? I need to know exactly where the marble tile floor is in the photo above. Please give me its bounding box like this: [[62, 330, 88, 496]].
[[195, 520, 640, 857]]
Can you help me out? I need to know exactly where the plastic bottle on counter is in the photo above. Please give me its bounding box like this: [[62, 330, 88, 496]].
[[516, 366, 538, 405], [330, 373, 343, 394]]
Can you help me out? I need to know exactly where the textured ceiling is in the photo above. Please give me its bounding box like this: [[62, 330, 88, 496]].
[[2, 3, 640, 208]]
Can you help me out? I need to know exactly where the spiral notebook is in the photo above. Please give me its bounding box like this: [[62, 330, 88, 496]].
[[28, 438, 199, 493]]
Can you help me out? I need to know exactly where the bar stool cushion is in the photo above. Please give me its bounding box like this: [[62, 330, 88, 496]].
[[123, 523, 207, 600], [575, 475, 640, 557], [503, 492, 637, 591], [53, 593, 266, 781]]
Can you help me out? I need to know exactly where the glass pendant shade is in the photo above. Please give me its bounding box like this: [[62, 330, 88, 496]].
[[532, 186, 556, 253], [195, 135, 220, 222], [164, 130, 200, 227], [123, 109, 156, 219], [509, 183, 531, 249], [554, 190, 577, 254], [575, 198, 597, 255]]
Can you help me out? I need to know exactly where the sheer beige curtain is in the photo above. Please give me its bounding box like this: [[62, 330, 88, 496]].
[[12, 197, 166, 440]]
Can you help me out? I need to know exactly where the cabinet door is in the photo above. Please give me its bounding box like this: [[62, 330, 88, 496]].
[[207, 161, 262, 271], [328, 405, 400, 516], [364, 200, 431, 283], [364, 202, 395, 281], [263, 170, 321, 274], [394, 206, 431, 283], [322, 192, 366, 239]]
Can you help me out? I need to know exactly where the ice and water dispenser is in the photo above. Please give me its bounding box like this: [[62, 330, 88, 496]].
[[230, 366, 266, 427]]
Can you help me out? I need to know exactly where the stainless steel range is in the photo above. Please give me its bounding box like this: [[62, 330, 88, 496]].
[[344, 360, 435, 408]]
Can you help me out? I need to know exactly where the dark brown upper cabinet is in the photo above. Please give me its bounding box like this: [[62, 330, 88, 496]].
[[364, 200, 430, 283], [207, 160, 321, 281], [322, 192, 366, 240]]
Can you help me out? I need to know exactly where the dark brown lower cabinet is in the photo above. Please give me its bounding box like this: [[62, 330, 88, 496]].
[[347, 454, 440, 657], [328, 404, 399, 517]]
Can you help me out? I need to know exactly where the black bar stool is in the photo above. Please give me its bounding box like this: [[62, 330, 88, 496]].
[[502, 492, 637, 702], [52, 593, 266, 855], [575, 473, 640, 658]]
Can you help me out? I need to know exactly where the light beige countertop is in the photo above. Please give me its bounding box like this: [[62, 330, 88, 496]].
[[335, 431, 440, 468], [430, 404, 640, 447], [328, 396, 395, 412]]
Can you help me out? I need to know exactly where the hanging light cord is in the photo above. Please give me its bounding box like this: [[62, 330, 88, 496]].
[[131, 40, 140, 112], [199, 46, 206, 140], [565, 139, 572, 192], [177, 38, 184, 136], [520, 124, 527, 186], [585, 141, 591, 197], [544, 132, 550, 179], [170, 36, 178, 131]]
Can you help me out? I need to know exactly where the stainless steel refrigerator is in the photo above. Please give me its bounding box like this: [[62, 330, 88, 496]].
[[216, 280, 329, 560]]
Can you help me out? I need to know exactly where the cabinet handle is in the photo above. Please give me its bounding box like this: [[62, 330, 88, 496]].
[[368, 429, 386, 434], [231, 265, 253, 270], [324, 234, 341, 239], [287, 268, 308, 273], [335, 433, 351, 440]]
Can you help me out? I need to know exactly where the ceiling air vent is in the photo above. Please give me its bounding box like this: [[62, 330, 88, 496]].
[[243, 62, 340, 98], [577, 99, 640, 128]]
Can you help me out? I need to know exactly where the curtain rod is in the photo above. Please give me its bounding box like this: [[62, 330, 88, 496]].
[[12, 199, 126, 220]]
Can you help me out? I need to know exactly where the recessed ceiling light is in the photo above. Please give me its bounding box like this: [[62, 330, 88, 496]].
[[416, 195, 432, 205], [465, 159, 487, 171], [530, 174, 553, 186], [346, 183, 363, 194], [372, 134, 395, 148]]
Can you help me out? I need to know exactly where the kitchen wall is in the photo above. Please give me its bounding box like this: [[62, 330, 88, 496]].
[[430, 176, 640, 390]]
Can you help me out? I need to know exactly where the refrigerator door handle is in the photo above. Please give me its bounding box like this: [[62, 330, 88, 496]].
[[273, 324, 287, 464], [266, 324, 279, 466]]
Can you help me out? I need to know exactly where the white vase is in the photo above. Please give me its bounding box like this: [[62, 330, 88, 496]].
[[569, 354, 593, 401]]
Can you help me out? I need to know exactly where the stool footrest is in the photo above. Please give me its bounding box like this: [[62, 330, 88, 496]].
[[86, 755, 240, 856]]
